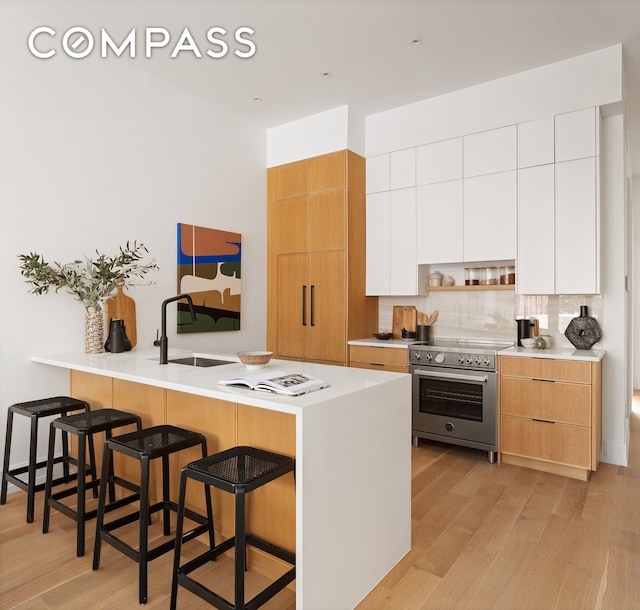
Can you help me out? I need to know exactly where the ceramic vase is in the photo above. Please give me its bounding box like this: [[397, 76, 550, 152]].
[[85, 311, 105, 354], [564, 305, 601, 350]]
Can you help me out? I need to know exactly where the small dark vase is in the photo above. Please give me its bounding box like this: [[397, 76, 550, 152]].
[[564, 305, 601, 350], [105, 318, 132, 353]]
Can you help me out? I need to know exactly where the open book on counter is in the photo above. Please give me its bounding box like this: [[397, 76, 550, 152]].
[[218, 370, 330, 396]]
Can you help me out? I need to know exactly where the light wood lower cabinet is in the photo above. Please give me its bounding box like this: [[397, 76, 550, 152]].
[[69, 371, 296, 554], [499, 355, 602, 480], [348, 345, 408, 373]]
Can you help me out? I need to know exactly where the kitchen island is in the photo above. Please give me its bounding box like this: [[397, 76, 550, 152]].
[[33, 348, 411, 609]]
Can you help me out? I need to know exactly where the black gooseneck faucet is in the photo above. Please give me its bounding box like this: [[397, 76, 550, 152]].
[[155, 294, 197, 364]]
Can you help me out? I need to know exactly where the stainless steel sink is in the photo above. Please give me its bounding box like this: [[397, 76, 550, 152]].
[[167, 356, 234, 367]]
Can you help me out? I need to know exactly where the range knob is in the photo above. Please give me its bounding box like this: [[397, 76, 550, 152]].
[[483, 357, 491, 366], [412, 352, 422, 361], [475, 356, 481, 365], [457, 354, 464, 364], [466, 356, 473, 364], [425, 353, 433, 361], [434, 352, 445, 364]]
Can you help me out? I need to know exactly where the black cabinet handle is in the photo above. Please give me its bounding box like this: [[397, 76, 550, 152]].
[[302, 285, 307, 326], [310, 285, 315, 326]]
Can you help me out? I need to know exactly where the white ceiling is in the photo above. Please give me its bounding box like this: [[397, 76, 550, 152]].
[[11, 0, 640, 174]]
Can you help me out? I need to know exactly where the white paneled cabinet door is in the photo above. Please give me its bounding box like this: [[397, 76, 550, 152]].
[[555, 107, 598, 162], [463, 125, 517, 177], [366, 191, 391, 295], [463, 171, 517, 262], [416, 137, 463, 185], [517, 165, 555, 294], [366, 153, 389, 194], [518, 117, 554, 168], [389, 188, 417, 295], [555, 157, 599, 294], [389, 149, 416, 190], [416, 180, 463, 263]]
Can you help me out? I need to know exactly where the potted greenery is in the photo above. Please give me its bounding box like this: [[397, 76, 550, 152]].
[[18, 241, 159, 353]]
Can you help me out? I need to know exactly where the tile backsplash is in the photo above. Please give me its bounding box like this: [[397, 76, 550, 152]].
[[378, 292, 603, 348]]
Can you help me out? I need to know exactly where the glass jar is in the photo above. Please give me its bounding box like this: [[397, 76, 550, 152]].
[[499, 265, 516, 285], [464, 267, 481, 286], [481, 267, 499, 285]]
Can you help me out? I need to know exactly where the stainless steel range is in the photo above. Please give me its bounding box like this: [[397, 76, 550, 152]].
[[410, 338, 512, 463]]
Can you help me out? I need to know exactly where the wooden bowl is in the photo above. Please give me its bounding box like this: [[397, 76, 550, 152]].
[[237, 351, 273, 367], [373, 332, 393, 340]]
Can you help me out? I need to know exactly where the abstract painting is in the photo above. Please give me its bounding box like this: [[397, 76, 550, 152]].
[[177, 223, 241, 333]]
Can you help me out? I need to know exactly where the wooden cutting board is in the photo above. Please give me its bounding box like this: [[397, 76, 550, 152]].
[[392, 306, 417, 339], [105, 284, 137, 348]]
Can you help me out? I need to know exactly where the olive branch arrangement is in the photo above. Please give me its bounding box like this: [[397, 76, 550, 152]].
[[18, 241, 159, 312]]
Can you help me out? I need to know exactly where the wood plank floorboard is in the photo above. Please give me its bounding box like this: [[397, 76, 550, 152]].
[[2, 395, 640, 609]]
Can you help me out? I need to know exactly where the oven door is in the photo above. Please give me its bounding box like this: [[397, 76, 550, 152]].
[[411, 366, 497, 448]]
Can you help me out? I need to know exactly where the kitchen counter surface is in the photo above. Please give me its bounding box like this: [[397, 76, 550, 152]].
[[499, 345, 605, 362], [33, 347, 406, 415], [33, 347, 411, 609], [348, 338, 410, 348]]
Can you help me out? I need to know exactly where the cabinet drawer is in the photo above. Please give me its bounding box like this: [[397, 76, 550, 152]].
[[501, 416, 590, 468], [500, 356, 591, 383], [350, 361, 408, 374], [500, 377, 591, 425], [349, 346, 408, 368]]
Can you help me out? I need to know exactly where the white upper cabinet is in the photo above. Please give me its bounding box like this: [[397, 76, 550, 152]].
[[463, 125, 517, 177], [463, 171, 517, 262], [517, 164, 555, 294], [518, 117, 554, 168], [365, 191, 390, 295], [416, 180, 463, 264], [366, 154, 390, 194], [389, 148, 416, 190], [555, 157, 600, 294], [389, 188, 417, 294], [555, 107, 599, 162], [416, 138, 463, 184]]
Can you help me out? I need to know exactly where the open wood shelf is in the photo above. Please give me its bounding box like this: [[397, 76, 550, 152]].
[[425, 285, 515, 292]]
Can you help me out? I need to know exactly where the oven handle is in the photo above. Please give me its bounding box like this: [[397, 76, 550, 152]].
[[414, 369, 488, 383]]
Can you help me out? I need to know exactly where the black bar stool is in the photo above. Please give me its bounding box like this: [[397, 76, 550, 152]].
[[92, 424, 214, 605], [1, 396, 90, 523], [42, 408, 143, 556], [170, 446, 296, 610]]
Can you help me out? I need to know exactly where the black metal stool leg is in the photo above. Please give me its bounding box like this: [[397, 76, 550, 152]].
[[42, 421, 57, 534], [61, 429, 71, 481], [92, 442, 111, 571], [162, 453, 171, 536], [139, 455, 150, 605], [1, 409, 14, 505], [235, 488, 247, 609], [26, 415, 39, 523], [170, 468, 189, 610], [76, 430, 87, 556]]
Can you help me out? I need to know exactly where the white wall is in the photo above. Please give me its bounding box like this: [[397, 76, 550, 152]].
[[267, 105, 365, 167], [0, 9, 267, 479]]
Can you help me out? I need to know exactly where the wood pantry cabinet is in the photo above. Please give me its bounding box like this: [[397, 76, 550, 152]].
[[348, 345, 408, 373], [267, 150, 378, 365], [498, 355, 602, 481]]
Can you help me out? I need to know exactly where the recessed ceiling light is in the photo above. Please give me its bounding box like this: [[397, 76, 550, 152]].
[[253, 97, 262, 102], [321, 71, 332, 78], [410, 36, 423, 46]]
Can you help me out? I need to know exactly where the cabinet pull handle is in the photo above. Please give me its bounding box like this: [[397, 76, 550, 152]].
[[310, 285, 315, 326], [532, 378, 555, 382], [302, 285, 307, 326], [532, 418, 555, 424]]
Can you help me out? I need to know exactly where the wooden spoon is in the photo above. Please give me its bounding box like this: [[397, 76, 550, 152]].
[[428, 310, 439, 325]]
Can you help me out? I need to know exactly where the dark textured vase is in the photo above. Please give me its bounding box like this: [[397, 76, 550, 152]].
[[564, 305, 602, 350]]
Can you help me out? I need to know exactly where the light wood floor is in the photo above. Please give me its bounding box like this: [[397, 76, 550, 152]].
[[2, 397, 640, 609]]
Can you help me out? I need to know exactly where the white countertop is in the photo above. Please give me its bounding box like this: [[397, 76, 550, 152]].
[[348, 338, 410, 349], [32, 347, 408, 415], [499, 345, 605, 362]]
